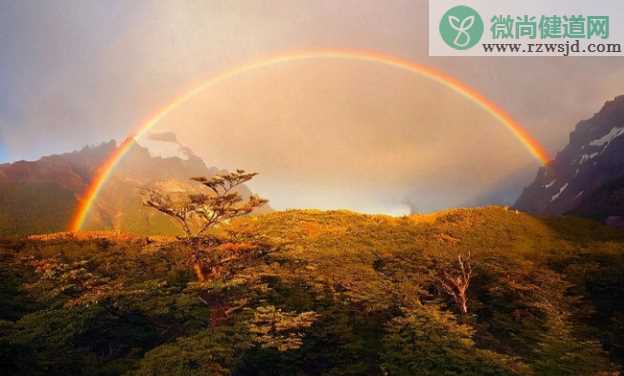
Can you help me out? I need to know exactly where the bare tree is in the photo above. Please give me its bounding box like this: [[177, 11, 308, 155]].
[[368, 249, 474, 315], [434, 252, 473, 315], [143, 169, 268, 281]]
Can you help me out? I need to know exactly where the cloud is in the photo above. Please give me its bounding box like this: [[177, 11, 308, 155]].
[[146, 131, 178, 143]]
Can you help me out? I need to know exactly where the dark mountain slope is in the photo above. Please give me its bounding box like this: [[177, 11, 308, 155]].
[[516, 95, 624, 218]]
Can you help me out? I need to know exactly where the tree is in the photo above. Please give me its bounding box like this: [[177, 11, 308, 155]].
[[143, 170, 268, 281], [248, 305, 319, 352], [434, 252, 473, 315], [371, 250, 474, 315], [381, 305, 523, 376]]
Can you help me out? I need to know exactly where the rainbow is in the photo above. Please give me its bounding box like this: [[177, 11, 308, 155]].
[[68, 48, 551, 231]]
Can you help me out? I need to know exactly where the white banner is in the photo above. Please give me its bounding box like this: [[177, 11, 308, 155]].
[[429, 0, 624, 56]]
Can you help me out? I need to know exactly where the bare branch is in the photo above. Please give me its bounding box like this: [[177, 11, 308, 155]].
[[434, 252, 473, 315]]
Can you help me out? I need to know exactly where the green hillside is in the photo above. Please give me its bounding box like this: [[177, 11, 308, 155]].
[[0, 182, 76, 236], [1, 207, 624, 375], [0, 141, 269, 237]]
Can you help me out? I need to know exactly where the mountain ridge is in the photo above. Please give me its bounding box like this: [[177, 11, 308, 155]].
[[516, 95, 624, 219], [0, 139, 265, 236]]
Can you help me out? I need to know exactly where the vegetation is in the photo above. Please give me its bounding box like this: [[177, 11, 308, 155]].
[[0, 182, 75, 236], [1, 207, 624, 374], [142, 170, 268, 282]]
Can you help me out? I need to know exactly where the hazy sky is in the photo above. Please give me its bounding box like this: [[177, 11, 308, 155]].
[[1, 0, 623, 213], [146, 60, 533, 213]]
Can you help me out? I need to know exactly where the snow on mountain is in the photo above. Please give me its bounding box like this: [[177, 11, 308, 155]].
[[589, 126, 624, 147], [551, 183, 568, 202], [516, 96, 624, 218]]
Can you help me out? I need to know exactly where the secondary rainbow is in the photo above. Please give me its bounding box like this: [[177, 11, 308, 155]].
[[69, 48, 551, 231]]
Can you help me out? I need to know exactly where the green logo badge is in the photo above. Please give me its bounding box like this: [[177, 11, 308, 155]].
[[439, 5, 484, 50]]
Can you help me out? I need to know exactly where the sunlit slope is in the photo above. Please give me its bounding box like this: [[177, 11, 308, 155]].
[[3, 207, 623, 374]]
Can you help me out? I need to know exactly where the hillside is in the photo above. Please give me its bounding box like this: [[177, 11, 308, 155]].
[[0, 142, 112, 236], [0, 138, 267, 236], [1, 207, 624, 375], [516, 95, 624, 220]]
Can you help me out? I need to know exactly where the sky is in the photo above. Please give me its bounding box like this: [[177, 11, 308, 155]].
[[145, 60, 534, 213], [1, 0, 623, 212]]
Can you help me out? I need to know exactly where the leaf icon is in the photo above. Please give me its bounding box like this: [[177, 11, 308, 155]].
[[460, 16, 475, 31], [448, 16, 462, 30], [442, 7, 481, 49]]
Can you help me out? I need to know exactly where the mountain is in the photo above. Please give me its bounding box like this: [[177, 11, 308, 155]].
[[0, 142, 111, 236], [0, 137, 267, 236], [516, 95, 624, 219], [1, 208, 623, 374]]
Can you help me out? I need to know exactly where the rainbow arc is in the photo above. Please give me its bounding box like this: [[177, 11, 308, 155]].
[[69, 49, 550, 231]]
